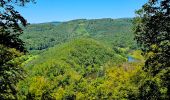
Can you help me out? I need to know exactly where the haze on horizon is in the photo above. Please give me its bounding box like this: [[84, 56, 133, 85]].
[[16, 0, 147, 23]]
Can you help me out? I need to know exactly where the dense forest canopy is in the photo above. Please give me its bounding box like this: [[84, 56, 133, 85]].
[[16, 18, 145, 99], [17, 38, 144, 99], [20, 18, 137, 54], [0, 0, 169, 99]]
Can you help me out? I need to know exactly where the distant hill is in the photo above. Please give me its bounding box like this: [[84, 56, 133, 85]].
[[20, 18, 137, 54]]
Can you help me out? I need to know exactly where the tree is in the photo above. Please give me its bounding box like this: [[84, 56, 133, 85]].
[[0, 0, 34, 99], [134, 0, 170, 99]]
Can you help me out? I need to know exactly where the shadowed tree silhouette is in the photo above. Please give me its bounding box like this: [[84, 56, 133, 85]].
[[0, 0, 34, 99], [134, 0, 170, 99]]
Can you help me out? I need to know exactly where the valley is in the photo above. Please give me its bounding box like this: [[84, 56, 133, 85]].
[[17, 18, 145, 99]]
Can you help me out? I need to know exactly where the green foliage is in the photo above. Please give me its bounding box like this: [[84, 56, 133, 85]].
[[129, 50, 145, 61], [17, 39, 144, 99], [134, 0, 170, 99], [16, 16, 148, 99], [0, 0, 34, 99], [26, 38, 125, 76], [1, 0, 160, 99], [0, 0, 34, 52], [18, 61, 144, 100], [0, 45, 22, 99], [20, 18, 137, 54]]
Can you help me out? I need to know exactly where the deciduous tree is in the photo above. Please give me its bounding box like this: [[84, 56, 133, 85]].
[[0, 0, 34, 99], [134, 0, 170, 99]]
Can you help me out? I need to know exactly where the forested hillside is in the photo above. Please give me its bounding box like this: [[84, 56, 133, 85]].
[[1, 0, 169, 99], [20, 18, 137, 54], [17, 39, 144, 99], [16, 18, 145, 99]]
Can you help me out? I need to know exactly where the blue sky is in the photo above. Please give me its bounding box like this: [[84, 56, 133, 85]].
[[16, 0, 147, 23]]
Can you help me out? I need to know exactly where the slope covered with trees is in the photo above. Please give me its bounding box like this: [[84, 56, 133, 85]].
[[15, 17, 146, 99], [1, 0, 169, 99], [17, 38, 144, 99], [20, 18, 137, 54]]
